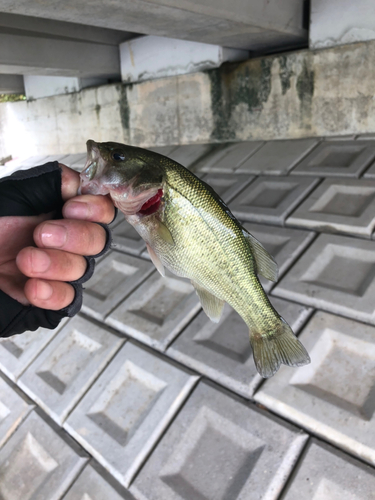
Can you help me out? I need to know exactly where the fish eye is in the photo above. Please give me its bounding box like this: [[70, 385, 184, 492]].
[[112, 152, 125, 161]]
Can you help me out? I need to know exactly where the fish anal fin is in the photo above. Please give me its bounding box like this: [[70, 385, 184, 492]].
[[146, 244, 165, 277], [243, 230, 278, 282], [191, 281, 225, 323], [250, 318, 310, 378], [156, 219, 174, 245]]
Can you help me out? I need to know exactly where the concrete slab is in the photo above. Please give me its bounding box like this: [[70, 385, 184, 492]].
[[282, 439, 375, 500], [272, 233, 375, 324], [291, 141, 375, 177], [43, 154, 69, 163], [81, 251, 154, 321], [68, 153, 88, 172], [130, 381, 308, 500], [64, 342, 199, 488], [196, 141, 264, 173], [0, 320, 67, 382], [61, 152, 86, 169], [20, 155, 49, 167], [0, 410, 88, 500], [167, 297, 313, 399], [111, 219, 146, 256], [167, 144, 213, 169], [255, 311, 375, 466], [63, 463, 134, 500], [242, 222, 316, 292], [363, 159, 375, 178], [200, 173, 255, 203], [17, 316, 124, 425], [0, 374, 34, 450], [236, 139, 319, 175], [147, 145, 179, 156], [106, 271, 201, 351], [230, 176, 320, 225], [286, 177, 375, 238]]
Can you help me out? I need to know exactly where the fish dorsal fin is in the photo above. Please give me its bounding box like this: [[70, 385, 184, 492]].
[[146, 244, 165, 277], [191, 281, 225, 323], [242, 229, 278, 282], [155, 219, 174, 245]]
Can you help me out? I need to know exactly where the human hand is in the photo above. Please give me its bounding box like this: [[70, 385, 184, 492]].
[[0, 162, 115, 335]]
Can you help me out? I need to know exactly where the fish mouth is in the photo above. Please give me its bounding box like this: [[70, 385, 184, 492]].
[[79, 140, 105, 195]]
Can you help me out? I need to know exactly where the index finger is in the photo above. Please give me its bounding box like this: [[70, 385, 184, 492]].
[[59, 163, 80, 201]]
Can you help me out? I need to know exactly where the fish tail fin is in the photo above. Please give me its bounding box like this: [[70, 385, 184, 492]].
[[250, 318, 310, 378]]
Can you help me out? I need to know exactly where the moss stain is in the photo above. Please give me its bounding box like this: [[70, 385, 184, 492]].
[[207, 58, 273, 142], [278, 55, 294, 95], [118, 83, 131, 132], [296, 59, 314, 104]]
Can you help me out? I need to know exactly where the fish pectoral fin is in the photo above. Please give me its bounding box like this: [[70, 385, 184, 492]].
[[191, 281, 225, 323], [146, 244, 165, 277], [155, 220, 174, 245], [242, 230, 278, 282]]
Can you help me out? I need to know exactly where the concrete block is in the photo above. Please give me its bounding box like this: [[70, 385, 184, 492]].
[[230, 176, 320, 225], [200, 173, 255, 203], [63, 463, 133, 500], [272, 233, 375, 324], [291, 141, 375, 177], [196, 141, 264, 173], [81, 251, 154, 321], [283, 439, 375, 499], [106, 271, 201, 351], [286, 177, 375, 238], [0, 321, 66, 382], [17, 316, 124, 425], [236, 139, 319, 175], [130, 381, 308, 500], [111, 219, 146, 256], [255, 311, 375, 465], [167, 144, 213, 169], [243, 222, 316, 292], [0, 375, 34, 450], [147, 145, 179, 156], [167, 297, 313, 399], [64, 342, 199, 488], [120, 36, 248, 83], [0, 410, 87, 500], [60, 152, 86, 169], [357, 133, 375, 140], [363, 159, 375, 178], [325, 134, 357, 140]]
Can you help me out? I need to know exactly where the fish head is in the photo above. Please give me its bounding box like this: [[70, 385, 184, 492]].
[[79, 140, 165, 216]]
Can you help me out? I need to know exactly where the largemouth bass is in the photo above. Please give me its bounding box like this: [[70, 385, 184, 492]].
[[80, 140, 310, 377]]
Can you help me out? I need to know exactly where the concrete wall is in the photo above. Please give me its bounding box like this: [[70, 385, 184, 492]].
[[2, 41, 375, 159], [310, 0, 375, 49]]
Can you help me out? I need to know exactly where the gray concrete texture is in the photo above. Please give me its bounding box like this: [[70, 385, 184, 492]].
[[4, 41, 375, 159], [2, 136, 375, 496]]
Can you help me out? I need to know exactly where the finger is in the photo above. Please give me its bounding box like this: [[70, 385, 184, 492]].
[[59, 164, 80, 201], [16, 247, 87, 282], [34, 219, 107, 256], [24, 278, 75, 310], [62, 194, 115, 224]]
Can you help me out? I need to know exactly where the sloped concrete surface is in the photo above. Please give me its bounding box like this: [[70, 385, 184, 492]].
[[2, 136, 375, 497]]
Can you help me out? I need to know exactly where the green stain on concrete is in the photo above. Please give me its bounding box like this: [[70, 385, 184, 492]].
[[118, 84, 130, 132], [278, 55, 294, 95], [208, 58, 273, 142], [95, 104, 101, 120], [296, 59, 314, 103]]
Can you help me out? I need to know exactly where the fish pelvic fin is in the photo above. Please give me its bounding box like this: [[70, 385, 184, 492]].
[[250, 318, 310, 378], [191, 281, 225, 323]]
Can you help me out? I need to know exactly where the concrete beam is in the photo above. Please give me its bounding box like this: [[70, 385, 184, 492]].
[[0, 12, 136, 46], [0, 74, 24, 93], [0, 0, 307, 52], [2, 41, 375, 158], [0, 33, 120, 78], [310, 0, 375, 49]]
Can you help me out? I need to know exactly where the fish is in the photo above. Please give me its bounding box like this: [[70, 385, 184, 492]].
[[79, 139, 310, 377]]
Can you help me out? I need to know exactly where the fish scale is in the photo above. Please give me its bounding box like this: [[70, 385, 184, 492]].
[[80, 140, 310, 378]]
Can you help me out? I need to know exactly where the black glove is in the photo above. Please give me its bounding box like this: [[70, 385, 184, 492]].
[[0, 162, 111, 337]]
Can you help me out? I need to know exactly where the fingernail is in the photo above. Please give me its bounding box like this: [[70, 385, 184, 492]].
[[31, 248, 51, 273], [36, 281, 53, 300], [40, 223, 67, 248], [64, 201, 89, 219]]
